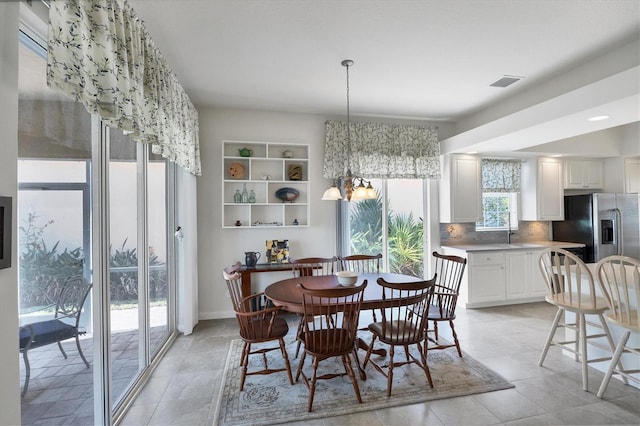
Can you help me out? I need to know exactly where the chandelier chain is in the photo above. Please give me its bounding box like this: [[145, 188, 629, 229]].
[[346, 61, 351, 169], [321, 59, 376, 202]]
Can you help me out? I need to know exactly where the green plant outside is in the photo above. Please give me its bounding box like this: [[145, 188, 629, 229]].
[[19, 212, 167, 310], [349, 195, 424, 277]]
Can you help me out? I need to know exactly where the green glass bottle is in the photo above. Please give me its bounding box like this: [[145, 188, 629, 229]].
[[241, 183, 249, 203]]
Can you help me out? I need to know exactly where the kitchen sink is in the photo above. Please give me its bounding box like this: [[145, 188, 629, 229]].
[[506, 243, 545, 248]]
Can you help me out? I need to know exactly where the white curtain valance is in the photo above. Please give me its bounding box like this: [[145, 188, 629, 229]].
[[323, 121, 440, 180], [46, 0, 201, 175], [481, 159, 521, 192]]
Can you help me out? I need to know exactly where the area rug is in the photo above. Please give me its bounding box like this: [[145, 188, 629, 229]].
[[211, 337, 513, 425]]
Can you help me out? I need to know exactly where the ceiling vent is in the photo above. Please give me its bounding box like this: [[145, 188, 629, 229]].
[[489, 75, 523, 88]]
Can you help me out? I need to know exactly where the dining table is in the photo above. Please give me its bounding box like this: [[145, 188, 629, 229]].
[[264, 272, 427, 379]]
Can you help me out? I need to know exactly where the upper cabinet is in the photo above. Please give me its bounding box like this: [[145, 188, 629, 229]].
[[624, 157, 640, 194], [564, 159, 603, 189], [521, 157, 564, 221], [222, 141, 310, 228], [439, 154, 482, 223]]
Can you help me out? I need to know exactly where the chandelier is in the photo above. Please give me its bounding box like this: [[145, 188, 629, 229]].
[[321, 60, 377, 202]]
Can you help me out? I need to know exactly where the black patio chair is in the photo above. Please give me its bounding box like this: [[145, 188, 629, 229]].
[[19, 276, 92, 396]]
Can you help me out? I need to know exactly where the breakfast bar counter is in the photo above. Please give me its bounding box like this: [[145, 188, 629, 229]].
[[441, 241, 586, 308]]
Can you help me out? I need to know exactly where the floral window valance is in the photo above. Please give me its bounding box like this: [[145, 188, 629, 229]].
[[323, 121, 440, 180], [481, 159, 521, 192], [46, 0, 201, 176]]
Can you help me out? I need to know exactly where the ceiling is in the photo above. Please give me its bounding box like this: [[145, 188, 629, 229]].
[[110, 1, 640, 154]]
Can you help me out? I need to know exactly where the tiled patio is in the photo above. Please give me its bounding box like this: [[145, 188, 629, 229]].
[[19, 307, 168, 425]]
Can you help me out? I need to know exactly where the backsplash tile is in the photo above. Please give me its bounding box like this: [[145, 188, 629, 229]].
[[440, 221, 550, 245]]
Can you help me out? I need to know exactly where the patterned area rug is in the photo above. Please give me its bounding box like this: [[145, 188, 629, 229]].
[[211, 336, 513, 425]]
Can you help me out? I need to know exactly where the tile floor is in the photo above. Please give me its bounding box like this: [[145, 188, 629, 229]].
[[121, 302, 640, 426], [19, 326, 168, 425]]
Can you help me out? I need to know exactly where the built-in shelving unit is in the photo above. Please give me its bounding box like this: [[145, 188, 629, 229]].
[[222, 141, 310, 228]]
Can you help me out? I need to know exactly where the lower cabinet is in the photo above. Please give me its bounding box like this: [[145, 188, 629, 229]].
[[505, 250, 547, 300], [444, 247, 548, 308], [467, 252, 506, 304]]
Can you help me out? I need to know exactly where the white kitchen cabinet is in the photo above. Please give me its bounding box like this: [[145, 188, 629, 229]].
[[624, 157, 640, 194], [564, 159, 603, 189], [442, 246, 549, 308], [467, 252, 506, 304], [521, 157, 564, 221], [439, 154, 482, 223], [505, 250, 547, 300], [222, 141, 310, 228]]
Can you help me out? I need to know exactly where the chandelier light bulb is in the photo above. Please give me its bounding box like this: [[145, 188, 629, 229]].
[[321, 185, 342, 201]]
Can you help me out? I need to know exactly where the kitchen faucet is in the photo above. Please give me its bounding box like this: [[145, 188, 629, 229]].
[[507, 210, 515, 244]]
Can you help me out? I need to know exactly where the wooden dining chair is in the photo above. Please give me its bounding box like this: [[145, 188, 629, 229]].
[[338, 253, 384, 328], [290, 256, 338, 357], [338, 253, 382, 273], [426, 251, 467, 357], [595, 255, 640, 398], [295, 281, 367, 412], [290, 256, 338, 277], [537, 248, 617, 391], [223, 263, 294, 391], [363, 275, 437, 397]]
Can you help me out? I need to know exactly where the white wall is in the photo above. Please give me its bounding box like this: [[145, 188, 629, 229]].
[[0, 3, 21, 423], [196, 107, 454, 319]]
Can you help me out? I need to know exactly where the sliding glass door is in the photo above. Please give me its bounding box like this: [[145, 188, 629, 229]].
[[345, 179, 426, 277], [108, 129, 142, 407], [148, 152, 169, 357], [17, 26, 176, 424]]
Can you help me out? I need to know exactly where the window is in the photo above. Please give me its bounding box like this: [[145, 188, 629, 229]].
[[344, 179, 426, 277], [477, 159, 521, 231], [476, 192, 518, 230]]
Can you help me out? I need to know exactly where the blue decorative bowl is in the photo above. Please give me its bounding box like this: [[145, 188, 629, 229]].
[[275, 187, 300, 203]]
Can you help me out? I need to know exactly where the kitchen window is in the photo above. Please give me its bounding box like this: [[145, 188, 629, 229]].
[[476, 159, 521, 230], [476, 192, 518, 230]]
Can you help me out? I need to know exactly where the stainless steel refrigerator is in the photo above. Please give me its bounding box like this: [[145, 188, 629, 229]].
[[552, 193, 640, 263]]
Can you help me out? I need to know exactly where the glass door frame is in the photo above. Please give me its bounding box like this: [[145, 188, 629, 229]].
[[337, 178, 433, 277], [91, 119, 178, 424]]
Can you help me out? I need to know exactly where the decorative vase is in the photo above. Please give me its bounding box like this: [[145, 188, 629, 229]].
[[241, 183, 249, 203], [245, 251, 261, 267], [233, 189, 242, 203], [248, 190, 256, 203]]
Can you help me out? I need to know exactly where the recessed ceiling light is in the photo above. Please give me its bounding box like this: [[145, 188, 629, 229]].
[[551, 154, 563, 158], [588, 115, 609, 121], [466, 151, 478, 154]]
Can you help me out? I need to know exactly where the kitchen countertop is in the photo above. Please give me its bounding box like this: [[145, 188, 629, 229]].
[[442, 240, 585, 252]]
